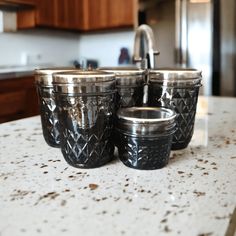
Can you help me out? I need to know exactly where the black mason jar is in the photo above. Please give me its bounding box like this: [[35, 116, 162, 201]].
[[115, 107, 176, 170], [35, 67, 76, 148], [148, 68, 202, 150], [99, 67, 146, 148], [99, 67, 146, 109], [52, 70, 116, 168]]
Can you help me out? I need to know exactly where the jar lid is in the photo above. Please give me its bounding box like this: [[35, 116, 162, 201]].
[[52, 70, 115, 84], [149, 68, 202, 86], [99, 67, 145, 87], [35, 67, 76, 86], [116, 107, 176, 137], [52, 70, 116, 94], [99, 67, 145, 76]]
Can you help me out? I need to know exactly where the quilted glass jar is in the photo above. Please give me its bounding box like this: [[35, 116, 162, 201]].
[[115, 107, 176, 170], [148, 68, 202, 150], [35, 67, 76, 147], [99, 67, 146, 109], [52, 70, 116, 168]]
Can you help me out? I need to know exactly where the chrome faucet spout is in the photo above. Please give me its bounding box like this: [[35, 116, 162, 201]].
[[133, 24, 159, 69], [133, 24, 159, 105]]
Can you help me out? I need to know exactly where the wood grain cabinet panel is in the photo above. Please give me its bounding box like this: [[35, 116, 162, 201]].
[[17, 0, 86, 30], [54, 0, 68, 28], [0, 0, 35, 5], [35, 0, 57, 27], [17, 0, 136, 31], [54, 0, 86, 29], [107, 0, 136, 28], [83, 0, 136, 30], [17, 9, 35, 28], [0, 76, 39, 123], [66, 0, 86, 29], [84, 0, 109, 30]]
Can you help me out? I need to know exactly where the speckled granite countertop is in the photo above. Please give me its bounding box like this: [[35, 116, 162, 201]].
[[0, 96, 235, 236]]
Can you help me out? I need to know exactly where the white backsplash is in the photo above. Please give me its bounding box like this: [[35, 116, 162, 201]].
[[0, 29, 135, 68], [0, 29, 80, 67], [78, 30, 135, 67]]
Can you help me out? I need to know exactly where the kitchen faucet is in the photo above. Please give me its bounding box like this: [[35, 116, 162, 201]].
[[133, 24, 159, 69], [133, 24, 159, 105]]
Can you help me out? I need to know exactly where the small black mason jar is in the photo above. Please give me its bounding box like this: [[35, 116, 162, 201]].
[[99, 67, 146, 109], [115, 107, 176, 170], [148, 68, 202, 150], [52, 70, 116, 168], [35, 67, 76, 148]]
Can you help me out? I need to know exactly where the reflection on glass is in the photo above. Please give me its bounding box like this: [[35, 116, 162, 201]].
[[191, 96, 209, 146]]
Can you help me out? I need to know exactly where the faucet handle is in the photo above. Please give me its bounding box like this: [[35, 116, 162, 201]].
[[133, 56, 143, 62], [147, 50, 160, 69], [153, 51, 160, 56], [133, 57, 148, 70]]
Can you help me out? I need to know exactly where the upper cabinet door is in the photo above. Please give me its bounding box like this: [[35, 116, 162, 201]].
[[35, 0, 57, 27], [54, 0, 85, 30], [0, 0, 35, 5], [107, 0, 136, 28], [17, 0, 136, 31], [83, 0, 136, 31], [83, 0, 108, 30]]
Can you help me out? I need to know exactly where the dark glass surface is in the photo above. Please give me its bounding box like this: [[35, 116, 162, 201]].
[[56, 93, 115, 168], [36, 86, 60, 148], [149, 85, 200, 150], [116, 132, 173, 170], [114, 85, 144, 147], [116, 85, 144, 109]]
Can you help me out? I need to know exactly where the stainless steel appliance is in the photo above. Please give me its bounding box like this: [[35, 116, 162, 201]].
[[140, 0, 213, 95]]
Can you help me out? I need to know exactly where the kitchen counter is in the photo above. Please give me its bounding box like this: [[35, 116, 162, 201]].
[[0, 96, 235, 236], [0, 70, 33, 80], [0, 64, 55, 80], [0, 65, 35, 80]]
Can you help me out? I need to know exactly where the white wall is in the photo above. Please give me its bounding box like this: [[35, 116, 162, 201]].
[[0, 29, 80, 67], [78, 30, 135, 67], [0, 29, 135, 68]]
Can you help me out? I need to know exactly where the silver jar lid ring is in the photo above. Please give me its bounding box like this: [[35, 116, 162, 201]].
[[117, 107, 176, 124], [116, 107, 176, 137], [99, 67, 146, 76], [35, 67, 77, 86], [149, 68, 202, 81], [52, 70, 115, 84]]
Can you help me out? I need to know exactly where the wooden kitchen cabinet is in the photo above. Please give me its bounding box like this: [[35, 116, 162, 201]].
[[1, 0, 35, 28], [107, 0, 136, 28], [17, 0, 56, 29], [83, 0, 136, 30], [54, 0, 86, 29], [83, 0, 109, 30], [35, 0, 57, 27], [18, 0, 58, 29], [17, 0, 136, 31], [18, 0, 85, 30], [0, 0, 35, 6], [0, 76, 39, 123]]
